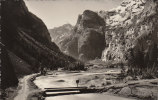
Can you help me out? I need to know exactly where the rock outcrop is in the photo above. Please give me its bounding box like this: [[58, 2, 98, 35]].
[[1, 0, 75, 88]]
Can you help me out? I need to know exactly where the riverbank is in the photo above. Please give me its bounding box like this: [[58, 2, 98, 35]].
[[77, 70, 158, 100], [103, 79, 158, 100], [26, 74, 44, 100]]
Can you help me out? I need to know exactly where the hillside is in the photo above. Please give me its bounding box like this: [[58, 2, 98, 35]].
[[1, 0, 75, 89], [49, 24, 73, 51]]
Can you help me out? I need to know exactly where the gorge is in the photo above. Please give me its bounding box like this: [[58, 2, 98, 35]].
[[1, 0, 158, 99]]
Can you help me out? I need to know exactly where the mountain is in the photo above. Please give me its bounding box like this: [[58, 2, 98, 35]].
[[55, 10, 106, 61], [56, 0, 157, 75], [1, 0, 75, 89], [49, 24, 73, 50], [74, 10, 105, 61]]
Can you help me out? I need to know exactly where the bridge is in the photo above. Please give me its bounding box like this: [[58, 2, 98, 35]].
[[43, 87, 100, 97]]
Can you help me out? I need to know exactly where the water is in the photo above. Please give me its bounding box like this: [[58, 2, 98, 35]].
[[34, 71, 135, 100], [46, 93, 135, 100]]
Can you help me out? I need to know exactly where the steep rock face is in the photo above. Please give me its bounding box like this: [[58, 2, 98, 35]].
[[100, 0, 158, 63], [62, 10, 106, 61], [49, 24, 73, 50], [78, 29, 105, 61], [1, 0, 75, 88], [66, 36, 79, 59]]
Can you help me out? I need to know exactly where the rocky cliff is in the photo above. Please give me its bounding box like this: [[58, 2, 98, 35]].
[[58, 10, 106, 62], [99, 0, 158, 76], [101, 0, 158, 62], [1, 0, 75, 89]]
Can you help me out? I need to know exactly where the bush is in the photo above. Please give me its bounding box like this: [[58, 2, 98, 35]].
[[64, 61, 85, 71]]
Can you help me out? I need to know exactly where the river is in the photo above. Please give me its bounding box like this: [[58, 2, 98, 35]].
[[34, 71, 135, 100]]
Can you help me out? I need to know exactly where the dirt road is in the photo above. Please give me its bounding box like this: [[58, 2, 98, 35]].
[[14, 74, 37, 100]]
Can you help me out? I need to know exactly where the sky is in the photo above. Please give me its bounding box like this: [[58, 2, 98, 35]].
[[24, 0, 122, 29]]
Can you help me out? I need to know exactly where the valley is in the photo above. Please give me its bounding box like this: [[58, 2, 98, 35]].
[[1, 0, 158, 100]]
